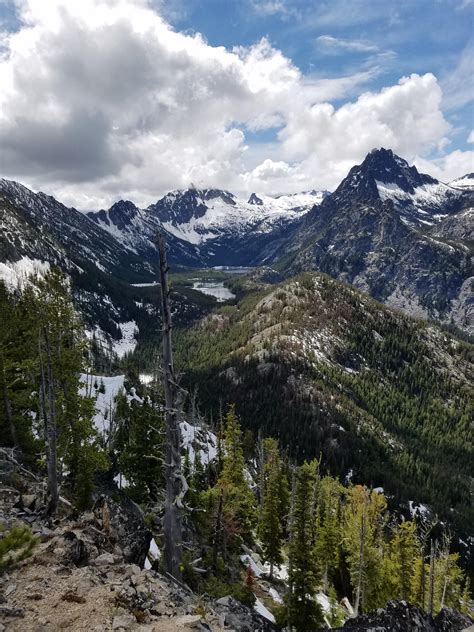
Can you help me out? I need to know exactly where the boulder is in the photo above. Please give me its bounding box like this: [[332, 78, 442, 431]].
[[213, 595, 278, 632], [93, 496, 151, 567]]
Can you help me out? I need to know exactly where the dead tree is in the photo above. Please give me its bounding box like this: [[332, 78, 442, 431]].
[[156, 233, 184, 580]]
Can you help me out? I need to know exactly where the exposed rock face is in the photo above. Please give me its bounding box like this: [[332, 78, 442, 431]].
[[276, 149, 473, 332], [214, 596, 278, 631], [329, 600, 473, 632], [93, 495, 151, 567]]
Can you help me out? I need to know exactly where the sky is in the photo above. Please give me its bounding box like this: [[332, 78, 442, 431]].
[[0, 0, 473, 209]]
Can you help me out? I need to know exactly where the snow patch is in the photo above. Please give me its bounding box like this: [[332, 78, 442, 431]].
[[0, 257, 50, 289], [113, 321, 138, 359], [254, 598, 275, 623]]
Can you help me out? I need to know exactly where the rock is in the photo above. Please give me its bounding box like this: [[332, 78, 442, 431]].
[[93, 495, 151, 567], [112, 613, 136, 630], [63, 530, 89, 566], [434, 607, 473, 631], [0, 606, 25, 618], [94, 552, 115, 566], [331, 600, 474, 632], [21, 494, 37, 510], [5, 583, 16, 597], [75, 576, 95, 596], [213, 595, 278, 631]]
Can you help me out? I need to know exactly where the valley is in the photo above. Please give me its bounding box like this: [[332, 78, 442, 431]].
[[1, 148, 473, 630]]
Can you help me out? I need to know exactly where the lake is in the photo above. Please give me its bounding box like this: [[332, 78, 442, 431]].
[[192, 281, 235, 302]]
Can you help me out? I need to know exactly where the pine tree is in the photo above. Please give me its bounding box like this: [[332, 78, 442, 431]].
[[389, 520, 419, 600], [314, 475, 342, 591], [208, 405, 256, 567], [258, 438, 288, 579], [343, 486, 387, 614], [287, 460, 324, 631], [34, 269, 107, 511]]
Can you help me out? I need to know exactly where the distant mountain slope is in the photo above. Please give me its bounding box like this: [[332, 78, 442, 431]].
[[88, 188, 327, 266], [274, 149, 473, 332], [450, 173, 474, 190], [176, 272, 474, 539]]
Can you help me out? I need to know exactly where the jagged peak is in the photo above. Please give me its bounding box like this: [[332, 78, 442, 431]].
[[248, 192, 263, 205], [334, 148, 439, 202]]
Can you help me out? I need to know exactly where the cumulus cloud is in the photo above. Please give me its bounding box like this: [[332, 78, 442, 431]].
[[0, 0, 465, 207], [414, 150, 474, 183]]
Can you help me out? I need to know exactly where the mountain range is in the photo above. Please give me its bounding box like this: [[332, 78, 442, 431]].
[[1, 148, 472, 334]]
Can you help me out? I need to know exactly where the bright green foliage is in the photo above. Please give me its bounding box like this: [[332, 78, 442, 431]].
[[217, 405, 256, 547], [315, 475, 343, 591], [0, 523, 37, 570], [258, 438, 288, 579], [387, 520, 419, 601], [287, 460, 324, 631], [461, 577, 471, 615], [342, 485, 388, 613]]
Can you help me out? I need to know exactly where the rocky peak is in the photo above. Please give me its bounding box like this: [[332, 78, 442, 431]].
[[148, 188, 236, 225], [107, 200, 139, 229], [333, 148, 438, 205], [248, 192, 263, 205]]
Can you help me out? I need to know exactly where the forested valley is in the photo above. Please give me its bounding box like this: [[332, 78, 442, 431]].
[[0, 265, 472, 631]]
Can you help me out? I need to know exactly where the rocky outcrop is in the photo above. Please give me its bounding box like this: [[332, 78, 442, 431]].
[[93, 495, 151, 567], [329, 600, 473, 632], [214, 596, 278, 631]]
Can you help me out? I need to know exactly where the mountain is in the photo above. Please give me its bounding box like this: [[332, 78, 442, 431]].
[[86, 199, 204, 268], [0, 179, 215, 353], [274, 149, 473, 332], [175, 272, 474, 541], [0, 178, 152, 281], [88, 188, 327, 266], [450, 173, 474, 190]]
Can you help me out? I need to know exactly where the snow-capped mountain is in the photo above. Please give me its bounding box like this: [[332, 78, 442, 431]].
[[149, 188, 326, 245], [275, 148, 474, 332], [1, 148, 472, 332], [88, 187, 328, 266], [0, 178, 152, 281], [450, 173, 474, 190], [331, 148, 468, 225]]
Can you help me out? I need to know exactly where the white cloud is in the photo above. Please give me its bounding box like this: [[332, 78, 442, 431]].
[[0, 0, 464, 207], [414, 150, 474, 183], [468, 130, 474, 143], [316, 35, 379, 54]]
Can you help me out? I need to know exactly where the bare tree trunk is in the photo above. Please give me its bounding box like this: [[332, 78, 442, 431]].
[[41, 327, 58, 516], [427, 539, 436, 616], [354, 501, 366, 617], [0, 349, 19, 449], [156, 233, 183, 580]]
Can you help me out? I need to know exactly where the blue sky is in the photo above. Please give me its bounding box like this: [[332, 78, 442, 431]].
[[161, 0, 473, 151], [0, 0, 472, 207]]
